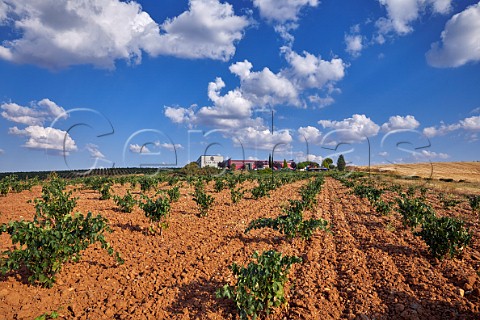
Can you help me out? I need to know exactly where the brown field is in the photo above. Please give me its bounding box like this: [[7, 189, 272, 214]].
[[354, 162, 480, 195], [1, 176, 479, 319], [360, 161, 480, 182]]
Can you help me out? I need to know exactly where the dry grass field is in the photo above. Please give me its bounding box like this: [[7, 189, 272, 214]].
[[355, 162, 480, 195], [364, 162, 480, 182]]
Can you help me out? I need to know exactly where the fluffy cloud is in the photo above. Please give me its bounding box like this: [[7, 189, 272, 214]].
[[0, 0, 160, 69], [129, 144, 151, 154], [150, 0, 250, 61], [234, 127, 293, 151], [381, 115, 420, 132], [345, 34, 363, 57], [85, 143, 105, 159], [154, 141, 184, 151], [0, 0, 249, 69], [8, 125, 77, 154], [0, 1, 8, 23], [283, 48, 346, 90], [164, 106, 196, 125], [1, 99, 67, 126], [376, 0, 452, 36], [129, 141, 182, 154], [308, 94, 335, 108], [297, 126, 322, 145], [252, 0, 318, 23], [426, 3, 480, 68], [230, 60, 300, 107], [318, 114, 380, 142], [293, 151, 323, 163], [423, 115, 480, 137], [165, 76, 265, 129], [413, 149, 449, 160]]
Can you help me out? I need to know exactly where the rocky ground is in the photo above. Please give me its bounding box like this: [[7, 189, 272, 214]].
[[1, 177, 479, 319]]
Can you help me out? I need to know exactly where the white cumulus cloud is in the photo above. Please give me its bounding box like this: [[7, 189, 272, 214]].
[[85, 143, 105, 159], [345, 34, 363, 57], [376, 0, 452, 36], [423, 115, 480, 137], [318, 114, 380, 143], [150, 0, 250, 61], [234, 127, 293, 151], [283, 48, 346, 91], [298, 126, 322, 145], [1, 98, 67, 126], [164, 106, 196, 125], [230, 60, 300, 107], [0, 1, 8, 23], [9, 125, 77, 154], [0, 0, 249, 69], [165, 77, 265, 129], [381, 115, 420, 132], [413, 149, 449, 160], [154, 141, 184, 151], [129, 144, 151, 154], [252, 0, 318, 23], [426, 2, 480, 68]]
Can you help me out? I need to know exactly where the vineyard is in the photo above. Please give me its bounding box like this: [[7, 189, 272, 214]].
[[1, 171, 479, 319]]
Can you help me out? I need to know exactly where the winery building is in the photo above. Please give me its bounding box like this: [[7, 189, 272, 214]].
[[196, 155, 224, 168]]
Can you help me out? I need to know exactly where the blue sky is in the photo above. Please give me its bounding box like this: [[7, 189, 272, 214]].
[[0, 0, 479, 172]]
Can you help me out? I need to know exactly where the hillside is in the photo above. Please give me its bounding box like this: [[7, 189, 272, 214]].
[[358, 161, 480, 183]]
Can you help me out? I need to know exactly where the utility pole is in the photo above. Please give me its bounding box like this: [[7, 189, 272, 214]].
[[271, 110, 274, 135]]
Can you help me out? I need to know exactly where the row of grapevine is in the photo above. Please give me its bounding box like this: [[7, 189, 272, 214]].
[[333, 173, 474, 260], [217, 176, 330, 319]]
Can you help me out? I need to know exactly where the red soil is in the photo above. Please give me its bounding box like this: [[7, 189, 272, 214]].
[[1, 178, 479, 319]]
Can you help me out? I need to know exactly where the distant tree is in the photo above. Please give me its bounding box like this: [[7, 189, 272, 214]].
[[255, 161, 264, 169], [337, 154, 346, 171], [230, 163, 237, 171], [321, 158, 333, 168], [297, 162, 306, 170], [283, 159, 288, 168], [181, 162, 200, 175]]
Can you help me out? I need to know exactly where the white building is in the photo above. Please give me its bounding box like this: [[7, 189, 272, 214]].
[[196, 155, 224, 168]]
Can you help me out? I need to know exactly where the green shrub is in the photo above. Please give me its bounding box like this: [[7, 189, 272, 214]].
[[251, 181, 272, 200], [245, 200, 329, 240], [0, 181, 10, 196], [193, 185, 214, 217], [113, 191, 136, 213], [139, 195, 170, 234], [99, 183, 112, 200], [437, 193, 461, 210], [138, 176, 156, 192], [230, 187, 245, 204], [214, 179, 225, 193], [353, 184, 383, 203], [466, 195, 480, 214], [0, 177, 123, 287], [374, 200, 393, 216], [416, 216, 472, 259], [167, 186, 180, 202], [396, 194, 435, 230], [216, 250, 302, 320]]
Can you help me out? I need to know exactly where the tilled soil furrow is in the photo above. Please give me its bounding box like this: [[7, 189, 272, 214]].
[[288, 186, 343, 319], [331, 178, 479, 319], [323, 178, 387, 319]]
